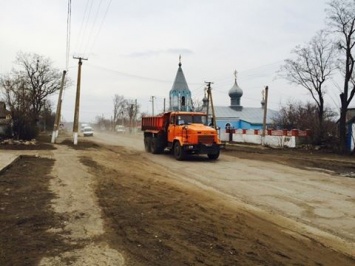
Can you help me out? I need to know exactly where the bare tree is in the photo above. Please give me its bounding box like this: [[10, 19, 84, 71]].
[[95, 115, 111, 131], [279, 30, 336, 144], [273, 101, 337, 145], [326, 0, 355, 152], [14, 52, 62, 122], [192, 97, 203, 111], [126, 99, 140, 132], [113, 94, 128, 128], [0, 52, 62, 139]]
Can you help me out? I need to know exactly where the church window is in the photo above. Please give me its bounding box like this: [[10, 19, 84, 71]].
[[181, 96, 186, 106]]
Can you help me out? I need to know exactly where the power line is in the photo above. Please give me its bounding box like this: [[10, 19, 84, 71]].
[[74, 0, 112, 58], [86, 63, 175, 84], [86, 0, 113, 56], [210, 60, 283, 84], [82, 0, 104, 55], [65, 0, 72, 71], [74, 0, 92, 54]]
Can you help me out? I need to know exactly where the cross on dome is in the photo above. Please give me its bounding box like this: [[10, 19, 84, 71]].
[[234, 70, 238, 81]]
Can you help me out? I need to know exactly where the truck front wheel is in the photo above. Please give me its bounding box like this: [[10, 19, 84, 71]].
[[174, 142, 185, 161]]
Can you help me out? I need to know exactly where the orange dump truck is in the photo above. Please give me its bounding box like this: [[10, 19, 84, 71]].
[[141, 111, 221, 160]]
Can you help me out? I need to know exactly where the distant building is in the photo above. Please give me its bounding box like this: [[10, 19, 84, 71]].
[[0, 101, 12, 136], [202, 71, 277, 130], [168, 57, 193, 112]]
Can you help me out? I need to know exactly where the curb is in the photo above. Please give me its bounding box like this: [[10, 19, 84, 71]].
[[0, 155, 20, 175]]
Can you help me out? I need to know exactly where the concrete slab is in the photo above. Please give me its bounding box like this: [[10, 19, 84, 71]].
[[0, 152, 19, 173]]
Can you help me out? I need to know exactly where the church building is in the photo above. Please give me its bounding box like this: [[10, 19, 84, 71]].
[[207, 70, 277, 130], [168, 57, 193, 112], [167, 58, 276, 130]]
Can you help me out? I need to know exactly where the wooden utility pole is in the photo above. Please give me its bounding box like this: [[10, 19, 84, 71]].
[[205, 81, 216, 129], [73, 57, 88, 145], [262, 86, 269, 145], [134, 99, 138, 130], [51, 70, 67, 143], [205, 88, 210, 126]]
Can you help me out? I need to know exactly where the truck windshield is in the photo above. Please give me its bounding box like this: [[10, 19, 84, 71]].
[[177, 115, 205, 125]]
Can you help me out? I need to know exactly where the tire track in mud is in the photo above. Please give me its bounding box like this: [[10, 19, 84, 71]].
[[40, 144, 125, 266], [81, 144, 355, 266]]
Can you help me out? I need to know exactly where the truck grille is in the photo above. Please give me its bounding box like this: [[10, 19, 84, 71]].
[[198, 135, 214, 144]]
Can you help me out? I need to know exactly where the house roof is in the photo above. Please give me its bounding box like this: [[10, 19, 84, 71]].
[[214, 106, 277, 124], [347, 116, 355, 124]]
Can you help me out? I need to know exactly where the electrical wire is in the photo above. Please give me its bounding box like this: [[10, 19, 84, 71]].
[[73, 0, 112, 58], [82, 0, 104, 56], [85, 0, 113, 57], [65, 0, 72, 71], [75, 0, 96, 56], [87, 63, 172, 83]]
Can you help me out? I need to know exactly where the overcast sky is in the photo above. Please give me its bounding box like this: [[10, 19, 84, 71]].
[[0, 0, 342, 123]]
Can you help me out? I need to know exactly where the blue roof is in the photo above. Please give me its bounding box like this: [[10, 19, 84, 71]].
[[214, 106, 277, 124]]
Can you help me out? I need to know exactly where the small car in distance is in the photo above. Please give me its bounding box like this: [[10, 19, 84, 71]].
[[80, 123, 89, 132], [83, 126, 94, 137], [115, 125, 126, 134]]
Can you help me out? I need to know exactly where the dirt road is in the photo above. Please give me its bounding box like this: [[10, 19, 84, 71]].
[[1, 131, 354, 265], [94, 132, 355, 247]]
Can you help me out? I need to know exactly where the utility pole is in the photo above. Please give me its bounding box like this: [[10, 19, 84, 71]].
[[204, 88, 210, 126], [205, 81, 216, 129], [135, 99, 138, 131], [51, 70, 67, 143], [150, 96, 155, 115], [72, 56, 88, 145], [262, 86, 269, 145]]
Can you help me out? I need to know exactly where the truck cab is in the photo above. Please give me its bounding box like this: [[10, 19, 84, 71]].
[[167, 112, 220, 160]]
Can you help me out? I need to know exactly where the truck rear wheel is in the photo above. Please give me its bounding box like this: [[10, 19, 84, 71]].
[[174, 142, 185, 161], [207, 150, 220, 160], [150, 137, 164, 154], [144, 137, 151, 152]]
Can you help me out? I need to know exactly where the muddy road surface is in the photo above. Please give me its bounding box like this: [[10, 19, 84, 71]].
[[0, 131, 354, 265]]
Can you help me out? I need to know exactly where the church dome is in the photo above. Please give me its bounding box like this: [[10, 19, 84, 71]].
[[229, 70, 243, 109], [228, 80, 243, 98]]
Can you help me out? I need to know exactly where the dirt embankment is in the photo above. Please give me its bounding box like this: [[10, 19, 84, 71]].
[[222, 143, 355, 177]]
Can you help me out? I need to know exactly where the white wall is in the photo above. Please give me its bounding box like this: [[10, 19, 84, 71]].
[[220, 129, 306, 148], [351, 124, 355, 151]]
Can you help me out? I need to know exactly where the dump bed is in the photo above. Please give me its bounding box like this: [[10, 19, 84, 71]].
[[141, 113, 169, 132]]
